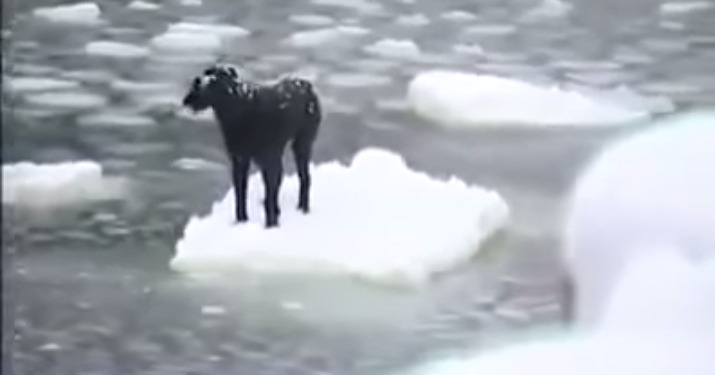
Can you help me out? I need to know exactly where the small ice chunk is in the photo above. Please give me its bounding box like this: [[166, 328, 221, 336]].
[[289, 14, 336, 26], [38, 343, 62, 352], [170, 148, 510, 286], [110, 80, 176, 93], [363, 39, 421, 60], [284, 26, 370, 48], [659, 1, 712, 15], [201, 305, 227, 315], [6, 77, 79, 93], [464, 24, 517, 36], [32, 2, 102, 25], [442, 10, 477, 22], [520, 0, 573, 21], [78, 112, 156, 127], [85, 41, 150, 58], [24, 91, 107, 110], [150, 22, 249, 52], [2, 161, 125, 207], [180, 0, 202, 6], [281, 301, 304, 311], [396, 14, 430, 27], [172, 158, 225, 171], [127, 0, 160, 10], [453, 43, 485, 56], [311, 0, 384, 14], [325, 72, 392, 88], [407, 70, 660, 128]]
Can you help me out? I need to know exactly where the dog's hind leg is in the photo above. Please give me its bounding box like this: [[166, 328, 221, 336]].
[[292, 135, 314, 214], [258, 153, 284, 228], [231, 155, 250, 223]]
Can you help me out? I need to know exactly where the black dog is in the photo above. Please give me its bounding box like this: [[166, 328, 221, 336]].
[[182, 64, 322, 228]]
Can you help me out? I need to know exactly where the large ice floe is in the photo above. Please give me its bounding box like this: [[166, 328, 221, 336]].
[[407, 70, 670, 127], [171, 148, 510, 286], [2, 161, 125, 207], [6, 77, 80, 93], [32, 2, 102, 25], [402, 111, 715, 375]]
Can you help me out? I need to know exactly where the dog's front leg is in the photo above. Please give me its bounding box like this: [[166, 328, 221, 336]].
[[231, 155, 250, 223], [258, 153, 283, 228]]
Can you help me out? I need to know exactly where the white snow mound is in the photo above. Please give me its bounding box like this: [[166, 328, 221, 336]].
[[32, 2, 102, 24], [407, 70, 664, 127], [171, 148, 510, 286], [2, 161, 125, 207]]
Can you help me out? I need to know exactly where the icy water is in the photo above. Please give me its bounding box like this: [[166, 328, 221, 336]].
[[3, 0, 715, 374]]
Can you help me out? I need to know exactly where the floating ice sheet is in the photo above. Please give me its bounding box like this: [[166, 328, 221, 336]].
[[407, 70, 665, 127], [32, 2, 102, 25], [2, 161, 126, 207], [85, 41, 150, 58], [171, 148, 510, 286]]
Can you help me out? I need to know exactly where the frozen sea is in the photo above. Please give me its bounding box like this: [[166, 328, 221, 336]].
[[2, 0, 714, 374]]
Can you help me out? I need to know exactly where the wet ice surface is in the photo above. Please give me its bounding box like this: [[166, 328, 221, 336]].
[[4, 0, 715, 374]]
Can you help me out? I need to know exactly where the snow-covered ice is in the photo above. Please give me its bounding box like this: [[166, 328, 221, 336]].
[[441, 10, 477, 22], [311, 0, 384, 14], [363, 39, 421, 60], [170, 148, 510, 286], [77, 111, 156, 127], [5, 77, 80, 93], [2, 161, 126, 207], [32, 2, 102, 25], [403, 111, 715, 375], [127, 0, 160, 10], [520, 0, 573, 22], [284, 26, 370, 48], [172, 158, 226, 171], [85, 41, 150, 58], [407, 70, 661, 127], [395, 14, 430, 27], [24, 91, 107, 110]]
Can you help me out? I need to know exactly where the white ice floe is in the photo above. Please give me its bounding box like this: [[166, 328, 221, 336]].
[[5, 77, 79, 93], [127, 0, 160, 10], [150, 22, 250, 52], [172, 158, 226, 171], [404, 111, 715, 375], [659, 1, 712, 15], [110, 80, 177, 94], [441, 10, 477, 22], [325, 72, 392, 88], [563, 110, 715, 330], [32, 2, 102, 25], [520, 0, 573, 22], [2, 161, 125, 207], [452, 43, 484, 56], [25, 91, 107, 110], [311, 0, 384, 14], [77, 111, 156, 127], [289, 14, 336, 26], [363, 38, 421, 60], [284, 25, 370, 48], [406, 70, 664, 127], [395, 14, 430, 27], [171, 148, 510, 286], [179, 0, 202, 6], [85, 41, 150, 58]]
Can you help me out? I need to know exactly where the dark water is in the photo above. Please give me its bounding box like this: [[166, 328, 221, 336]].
[[3, 0, 715, 374]]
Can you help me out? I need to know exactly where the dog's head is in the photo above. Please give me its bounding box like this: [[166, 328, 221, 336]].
[[181, 63, 242, 112]]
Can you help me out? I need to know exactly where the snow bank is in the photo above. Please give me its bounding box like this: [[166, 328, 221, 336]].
[[171, 148, 510, 286], [564, 110, 715, 330], [2, 161, 125, 207], [6, 77, 79, 93], [32, 2, 102, 25], [407, 70, 662, 127], [85, 41, 150, 58], [150, 22, 250, 52]]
